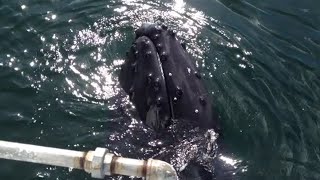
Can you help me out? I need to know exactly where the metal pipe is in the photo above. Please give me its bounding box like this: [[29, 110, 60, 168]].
[[0, 140, 85, 169], [0, 140, 177, 180]]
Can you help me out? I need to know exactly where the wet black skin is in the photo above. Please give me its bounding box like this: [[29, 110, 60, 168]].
[[119, 23, 219, 132], [118, 24, 242, 180]]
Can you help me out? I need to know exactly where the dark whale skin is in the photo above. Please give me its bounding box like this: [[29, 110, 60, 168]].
[[119, 35, 171, 130], [120, 23, 219, 131]]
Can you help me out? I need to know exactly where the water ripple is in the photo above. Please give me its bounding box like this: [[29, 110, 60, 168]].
[[0, 0, 320, 179]]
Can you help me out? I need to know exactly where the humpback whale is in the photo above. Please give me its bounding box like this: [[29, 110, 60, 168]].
[[119, 23, 219, 132], [118, 23, 242, 180]]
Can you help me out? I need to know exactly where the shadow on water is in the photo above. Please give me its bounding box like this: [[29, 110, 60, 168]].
[[0, 0, 319, 179]]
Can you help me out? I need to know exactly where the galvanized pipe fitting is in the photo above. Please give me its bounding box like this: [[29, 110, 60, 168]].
[[0, 140, 177, 180]]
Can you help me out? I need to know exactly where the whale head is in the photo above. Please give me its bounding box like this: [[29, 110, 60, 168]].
[[119, 23, 219, 131]]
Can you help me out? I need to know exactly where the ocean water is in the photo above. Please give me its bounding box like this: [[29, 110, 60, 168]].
[[0, 0, 319, 179]]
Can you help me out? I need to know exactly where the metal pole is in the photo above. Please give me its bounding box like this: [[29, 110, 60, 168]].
[[0, 140, 177, 180], [0, 140, 85, 169]]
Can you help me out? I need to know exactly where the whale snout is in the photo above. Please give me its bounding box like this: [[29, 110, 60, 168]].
[[119, 23, 219, 131]]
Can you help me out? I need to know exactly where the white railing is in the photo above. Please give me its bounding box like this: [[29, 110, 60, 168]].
[[0, 140, 177, 180]]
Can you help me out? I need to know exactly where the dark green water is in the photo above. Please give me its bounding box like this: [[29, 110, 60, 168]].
[[0, 0, 319, 179]]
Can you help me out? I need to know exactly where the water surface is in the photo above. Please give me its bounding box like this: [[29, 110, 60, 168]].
[[0, 0, 319, 179]]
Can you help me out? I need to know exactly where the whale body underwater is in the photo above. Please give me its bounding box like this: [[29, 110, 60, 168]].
[[119, 23, 219, 132]]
